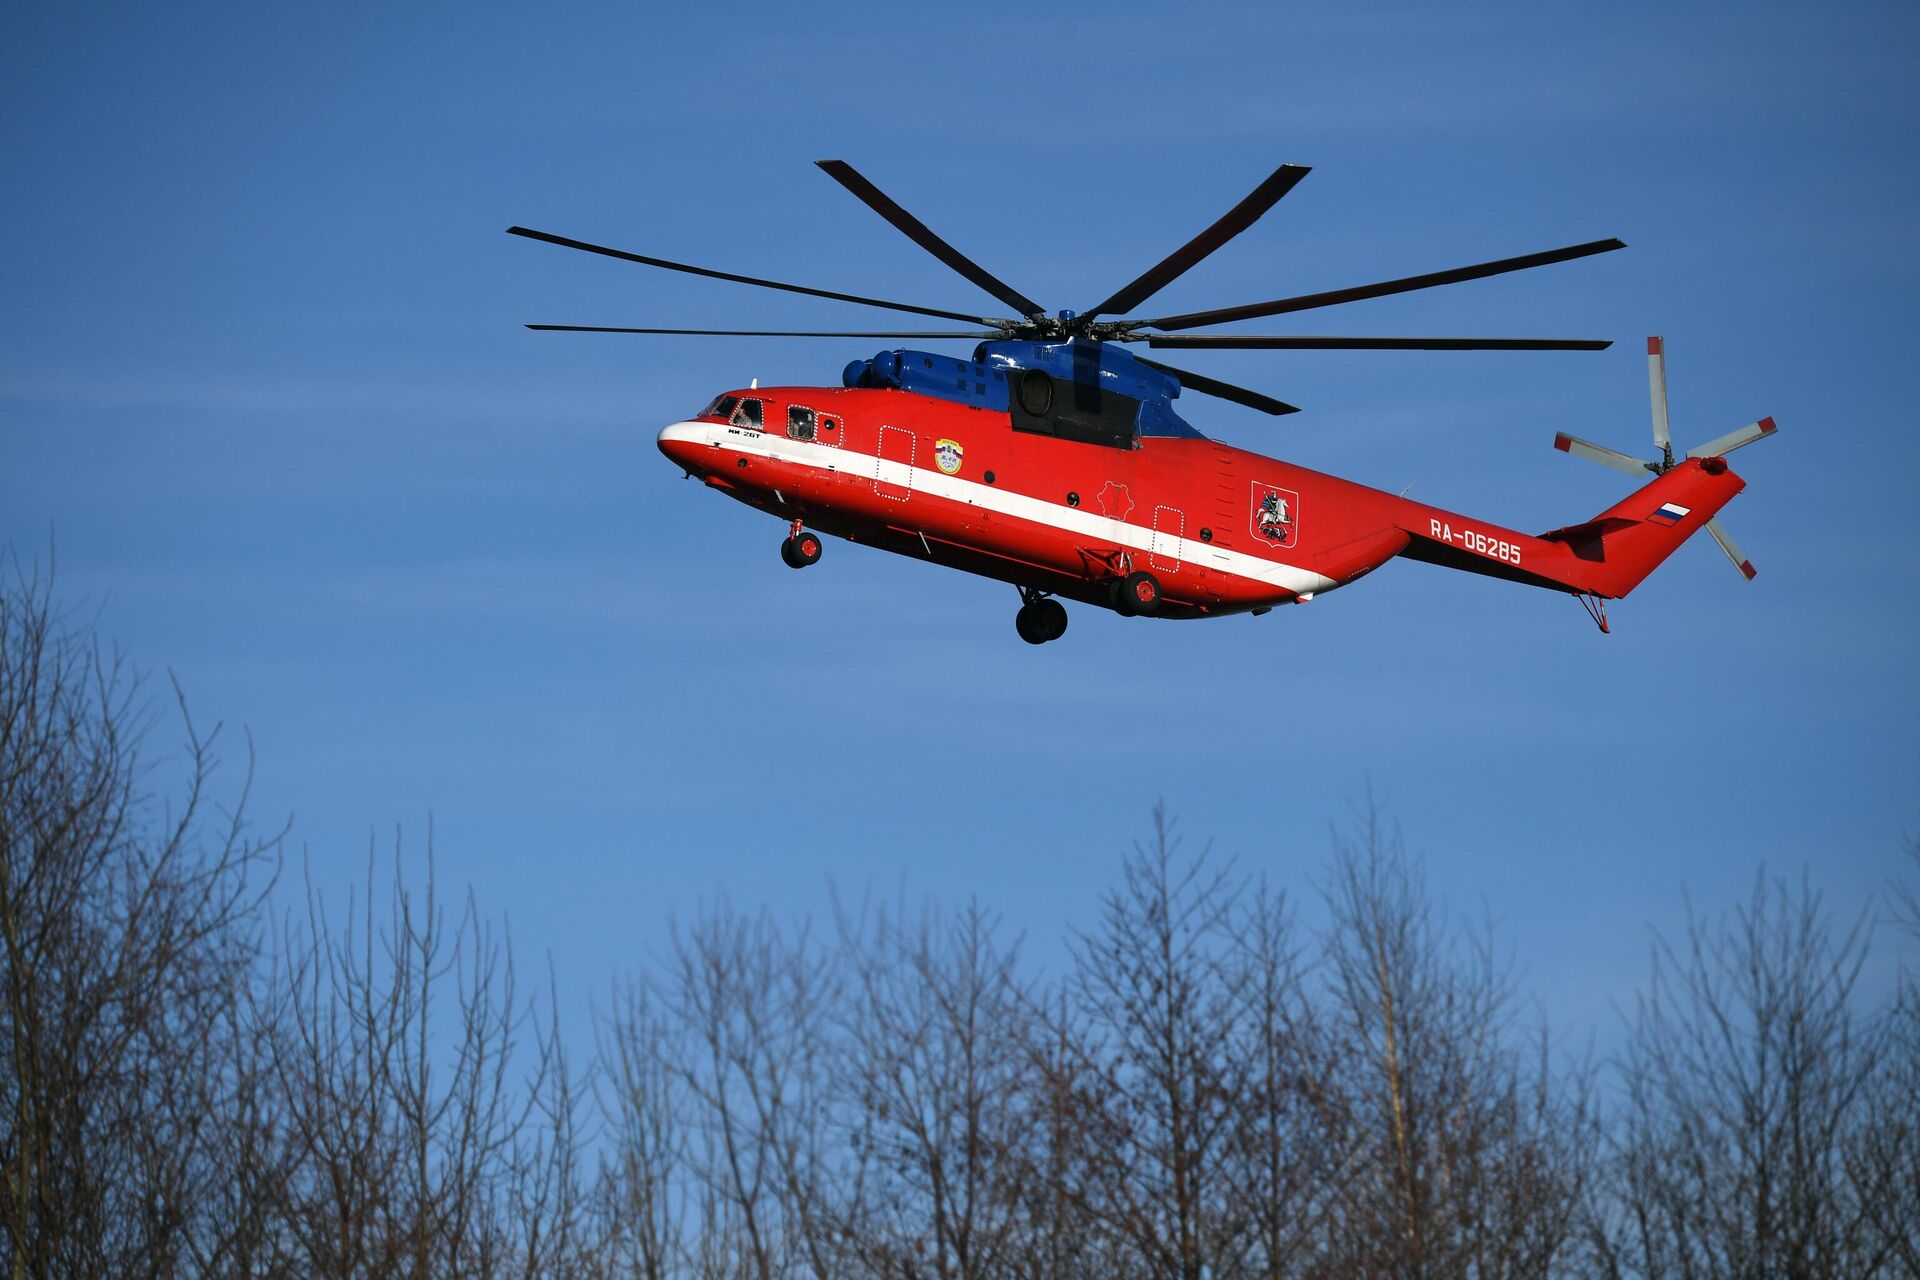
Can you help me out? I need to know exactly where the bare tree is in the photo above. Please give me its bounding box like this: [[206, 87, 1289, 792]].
[[1005, 983, 1107, 1280], [0, 560, 278, 1280], [510, 989, 596, 1280], [1852, 836, 1920, 1278], [596, 976, 690, 1280], [1222, 879, 1338, 1280], [12, 553, 1914, 1280], [835, 900, 1032, 1280], [663, 900, 845, 1280], [1317, 808, 1592, 1280], [0, 561, 584, 1279], [1592, 870, 1890, 1280], [259, 843, 570, 1279], [1055, 804, 1251, 1280]]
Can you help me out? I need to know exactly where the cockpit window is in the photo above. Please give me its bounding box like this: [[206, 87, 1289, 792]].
[[787, 405, 817, 441], [730, 397, 764, 429], [705, 394, 739, 420]]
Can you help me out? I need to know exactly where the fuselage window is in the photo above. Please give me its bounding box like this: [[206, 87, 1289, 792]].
[[787, 405, 817, 441], [707, 394, 740, 420], [730, 397, 764, 429]]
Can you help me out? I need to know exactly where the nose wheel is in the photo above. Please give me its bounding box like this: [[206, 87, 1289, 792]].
[[1014, 588, 1068, 645], [781, 522, 822, 569]]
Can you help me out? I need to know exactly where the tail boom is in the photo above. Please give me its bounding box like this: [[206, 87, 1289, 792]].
[[1394, 457, 1746, 599]]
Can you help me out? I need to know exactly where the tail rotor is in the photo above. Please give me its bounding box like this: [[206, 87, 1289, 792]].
[[1552, 336, 1777, 580]]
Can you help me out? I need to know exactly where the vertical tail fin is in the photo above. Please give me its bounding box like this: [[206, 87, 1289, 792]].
[[1537, 458, 1746, 598]]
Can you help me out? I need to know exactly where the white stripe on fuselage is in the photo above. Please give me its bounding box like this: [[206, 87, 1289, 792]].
[[659, 421, 1337, 598]]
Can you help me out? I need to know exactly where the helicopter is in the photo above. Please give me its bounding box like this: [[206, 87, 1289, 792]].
[[511, 161, 1776, 643]]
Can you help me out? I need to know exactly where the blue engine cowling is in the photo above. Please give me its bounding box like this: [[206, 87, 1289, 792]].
[[840, 339, 1204, 439]]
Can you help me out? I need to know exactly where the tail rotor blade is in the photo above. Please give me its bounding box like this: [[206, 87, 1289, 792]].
[[1705, 517, 1757, 581], [1647, 336, 1673, 456], [1687, 415, 1779, 460], [1554, 432, 1657, 478]]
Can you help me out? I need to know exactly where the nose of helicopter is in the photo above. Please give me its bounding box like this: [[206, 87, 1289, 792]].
[[656, 420, 716, 473]]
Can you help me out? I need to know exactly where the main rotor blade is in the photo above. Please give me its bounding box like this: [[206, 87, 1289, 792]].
[[1139, 238, 1627, 332], [1687, 415, 1778, 460], [1084, 164, 1311, 320], [1148, 335, 1612, 351], [1705, 517, 1757, 581], [1132, 355, 1300, 416], [526, 325, 1000, 338], [1554, 432, 1657, 478], [506, 226, 1005, 327], [1648, 336, 1672, 455], [815, 160, 1045, 319]]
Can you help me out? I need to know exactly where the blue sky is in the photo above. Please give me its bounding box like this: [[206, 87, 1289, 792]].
[[4, 1, 1916, 1036]]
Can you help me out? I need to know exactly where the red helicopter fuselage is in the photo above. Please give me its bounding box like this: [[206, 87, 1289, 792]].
[[657, 384, 1746, 626]]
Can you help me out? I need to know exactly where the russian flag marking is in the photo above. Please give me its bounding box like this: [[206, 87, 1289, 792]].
[[1649, 501, 1690, 525]]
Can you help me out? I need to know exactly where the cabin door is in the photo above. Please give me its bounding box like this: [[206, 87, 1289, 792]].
[[1150, 505, 1185, 573], [874, 425, 915, 502]]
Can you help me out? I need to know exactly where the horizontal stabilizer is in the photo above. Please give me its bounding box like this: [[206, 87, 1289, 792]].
[[1537, 515, 1638, 544]]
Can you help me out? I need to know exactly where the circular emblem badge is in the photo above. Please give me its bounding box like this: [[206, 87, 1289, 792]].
[[933, 438, 964, 475], [1251, 481, 1300, 548]]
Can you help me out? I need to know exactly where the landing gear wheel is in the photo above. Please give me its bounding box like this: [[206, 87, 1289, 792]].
[[1109, 570, 1161, 616], [781, 531, 822, 569], [1035, 597, 1067, 641], [1015, 597, 1069, 645]]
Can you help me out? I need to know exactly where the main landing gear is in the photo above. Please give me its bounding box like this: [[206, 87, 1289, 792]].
[[1015, 587, 1068, 645], [1108, 570, 1161, 617], [1014, 569, 1161, 644], [780, 520, 822, 569]]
